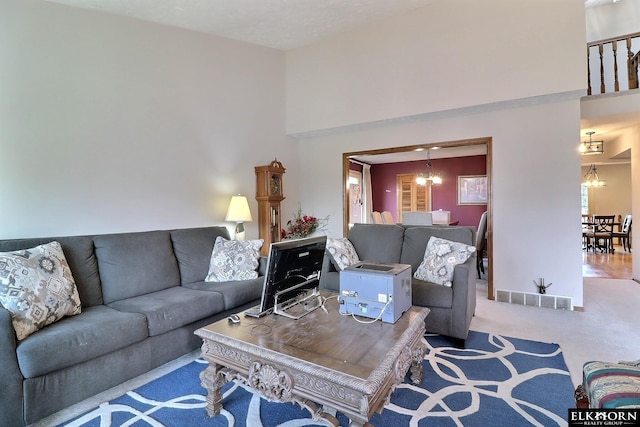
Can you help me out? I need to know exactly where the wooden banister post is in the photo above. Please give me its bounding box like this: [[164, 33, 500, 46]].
[[587, 45, 592, 96], [599, 44, 605, 94], [627, 38, 639, 90], [612, 41, 619, 92]]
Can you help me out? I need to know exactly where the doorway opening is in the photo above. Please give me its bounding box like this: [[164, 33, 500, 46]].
[[342, 136, 494, 299]]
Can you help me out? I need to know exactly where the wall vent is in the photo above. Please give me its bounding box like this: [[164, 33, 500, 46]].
[[495, 289, 573, 311]]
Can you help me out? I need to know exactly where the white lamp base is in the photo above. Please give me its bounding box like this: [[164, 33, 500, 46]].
[[234, 222, 246, 241]]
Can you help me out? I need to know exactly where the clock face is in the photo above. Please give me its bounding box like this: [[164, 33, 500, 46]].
[[269, 175, 281, 195]]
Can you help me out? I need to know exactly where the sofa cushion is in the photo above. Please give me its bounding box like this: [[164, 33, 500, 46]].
[[107, 287, 224, 336], [414, 237, 475, 287], [170, 227, 230, 285], [0, 241, 82, 340], [348, 224, 405, 264], [326, 237, 360, 270], [16, 305, 147, 378], [94, 231, 181, 304], [184, 276, 264, 310], [205, 237, 263, 282], [400, 226, 475, 272]]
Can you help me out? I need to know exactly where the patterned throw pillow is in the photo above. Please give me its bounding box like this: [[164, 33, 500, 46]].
[[205, 236, 264, 282], [0, 241, 82, 340], [326, 237, 359, 271], [414, 237, 475, 287]]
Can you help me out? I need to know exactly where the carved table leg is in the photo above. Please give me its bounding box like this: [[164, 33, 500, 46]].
[[300, 400, 339, 426], [410, 337, 428, 385], [199, 363, 228, 417]]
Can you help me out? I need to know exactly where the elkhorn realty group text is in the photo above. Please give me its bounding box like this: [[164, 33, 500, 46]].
[[569, 409, 640, 427]]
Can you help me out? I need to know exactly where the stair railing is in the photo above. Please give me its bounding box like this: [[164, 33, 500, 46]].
[[587, 31, 640, 95]]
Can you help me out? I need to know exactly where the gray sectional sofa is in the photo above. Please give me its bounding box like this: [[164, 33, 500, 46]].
[[0, 226, 264, 426], [320, 223, 477, 345]]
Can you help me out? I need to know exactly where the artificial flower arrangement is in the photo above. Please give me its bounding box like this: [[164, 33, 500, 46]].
[[281, 207, 329, 239]]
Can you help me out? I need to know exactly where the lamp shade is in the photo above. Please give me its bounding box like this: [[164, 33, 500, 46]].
[[225, 195, 252, 222]]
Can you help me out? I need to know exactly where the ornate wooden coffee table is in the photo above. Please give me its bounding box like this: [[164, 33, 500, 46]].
[[195, 294, 429, 427]]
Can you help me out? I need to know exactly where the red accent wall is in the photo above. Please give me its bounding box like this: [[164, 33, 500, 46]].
[[370, 155, 487, 227]]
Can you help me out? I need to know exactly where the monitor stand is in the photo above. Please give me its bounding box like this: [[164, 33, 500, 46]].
[[273, 287, 323, 320]]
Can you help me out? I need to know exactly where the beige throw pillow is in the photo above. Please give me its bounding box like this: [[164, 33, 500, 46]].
[[326, 237, 359, 270], [0, 241, 82, 340], [205, 236, 264, 282], [414, 236, 475, 287]]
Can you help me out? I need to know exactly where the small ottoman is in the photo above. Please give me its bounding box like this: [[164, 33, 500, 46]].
[[575, 361, 640, 408]]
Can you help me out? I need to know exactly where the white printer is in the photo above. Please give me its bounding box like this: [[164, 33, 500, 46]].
[[339, 262, 412, 323]]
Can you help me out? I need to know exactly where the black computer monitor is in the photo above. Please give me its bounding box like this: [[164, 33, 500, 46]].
[[253, 235, 327, 317]]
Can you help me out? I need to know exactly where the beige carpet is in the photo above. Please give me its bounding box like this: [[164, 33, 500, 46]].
[[472, 277, 640, 386]]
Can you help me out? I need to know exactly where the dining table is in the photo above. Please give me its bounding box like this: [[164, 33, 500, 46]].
[[582, 220, 620, 253]]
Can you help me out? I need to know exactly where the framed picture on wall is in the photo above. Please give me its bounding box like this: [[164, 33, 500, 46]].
[[458, 175, 488, 205]]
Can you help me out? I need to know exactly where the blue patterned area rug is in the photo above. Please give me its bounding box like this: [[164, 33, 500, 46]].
[[58, 331, 574, 427]]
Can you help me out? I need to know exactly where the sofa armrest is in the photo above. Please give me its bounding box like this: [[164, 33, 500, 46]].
[[258, 256, 268, 276], [0, 306, 25, 427], [450, 255, 477, 340], [319, 253, 340, 292]]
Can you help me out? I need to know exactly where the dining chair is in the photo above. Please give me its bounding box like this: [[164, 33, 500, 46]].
[[612, 214, 632, 252], [370, 211, 384, 224], [475, 211, 488, 278], [585, 215, 615, 253], [402, 211, 433, 226], [430, 210, 451, 225], [582, 214, 592, 250], [381, 211, 394, 224]]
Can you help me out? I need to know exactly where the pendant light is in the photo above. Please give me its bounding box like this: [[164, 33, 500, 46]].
[[416, 149, 442, 185], [579, 132, 604, 155], [583, 164, 605, 187]]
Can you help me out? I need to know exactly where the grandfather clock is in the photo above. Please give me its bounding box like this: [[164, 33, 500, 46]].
[[255, 159, 285, 255]]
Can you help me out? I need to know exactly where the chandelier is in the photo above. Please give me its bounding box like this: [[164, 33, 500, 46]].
[[583, 164, 605, 187], [579, 131, 604, 155], [416, 148, 442, 185]]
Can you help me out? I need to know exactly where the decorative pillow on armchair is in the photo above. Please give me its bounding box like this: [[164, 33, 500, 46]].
[[205, 236, 264, 282], [326, 237, 359, 270], [0, 241, 82, 340], [414, 237, 475, 287]]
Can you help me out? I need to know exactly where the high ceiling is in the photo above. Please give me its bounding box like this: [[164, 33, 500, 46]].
[[45, 0, 614, 51], [44, 0, 632, 165], [45, 0, 437, 51]]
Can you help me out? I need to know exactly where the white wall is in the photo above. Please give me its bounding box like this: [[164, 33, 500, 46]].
[[585, 0, 640, 41], [297, 99, 585, 306], [631, 125, 640, 280], [286, 0, 586, 135], [288, 0, 587, 306], [582, 164, 632, 216], [0, 0, 296, 239]]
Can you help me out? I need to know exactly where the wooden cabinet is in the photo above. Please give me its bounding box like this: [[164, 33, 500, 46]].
[[396, 174, 431, 223], [255, 159, 285, 256]]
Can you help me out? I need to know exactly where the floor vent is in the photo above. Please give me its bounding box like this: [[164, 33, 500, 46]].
[[495, 289, 573, 310]]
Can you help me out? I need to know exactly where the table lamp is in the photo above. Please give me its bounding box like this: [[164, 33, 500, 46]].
[[225, 195, 253, 240]]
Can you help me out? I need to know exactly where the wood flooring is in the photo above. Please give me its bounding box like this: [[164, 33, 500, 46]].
[[582, 244, 632, 279]]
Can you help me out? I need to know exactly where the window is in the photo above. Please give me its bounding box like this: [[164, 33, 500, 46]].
[[580, 184, 589, 215], [348, 170, 363, 225]]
